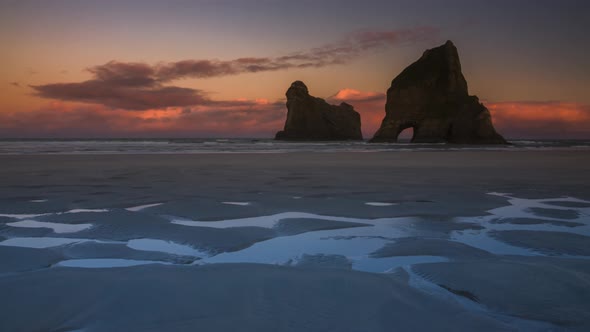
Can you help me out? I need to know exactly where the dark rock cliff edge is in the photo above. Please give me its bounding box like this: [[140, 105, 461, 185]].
[[275, 81, 363, 141], [370, 41, 507, 144]]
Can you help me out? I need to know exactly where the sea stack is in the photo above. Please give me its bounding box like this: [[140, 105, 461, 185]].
[[275, 81, 363, 141], [370, 41, 507, 144]]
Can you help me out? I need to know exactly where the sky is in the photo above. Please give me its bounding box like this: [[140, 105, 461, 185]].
[[1, 0, 589, 139]]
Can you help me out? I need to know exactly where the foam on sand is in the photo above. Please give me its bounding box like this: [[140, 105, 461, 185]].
[[198, 219, 413, 272], [127, 239, 207, 257], [6, 220, 92, 233], [448, 194, 590, 254], [180, 194, 590, 272], [365, 202, 398, 206], [0, 237, 93, 249], [170, 212, 384, 229], [485, 192, 590, 222], [0, 236, 206, 258], [451, 229, 540, 256], [0, 213, 50, 219], [64, 209, 109, 214], [125, 203, 163, 212], [55, 258, 172, 268], [0, 208, 109, 220], [221, 201, 251, 206]]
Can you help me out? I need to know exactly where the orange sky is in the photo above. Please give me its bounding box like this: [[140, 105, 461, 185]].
[[1, 1, 589, 139]]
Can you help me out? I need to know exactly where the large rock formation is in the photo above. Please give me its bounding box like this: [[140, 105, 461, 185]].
[[275, 81, 363, 141], [371, 41, 507, 144]]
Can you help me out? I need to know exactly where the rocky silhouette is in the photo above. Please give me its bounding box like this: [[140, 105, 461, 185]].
[[275, 81, 363, 141], [371, 41, 507, 144]]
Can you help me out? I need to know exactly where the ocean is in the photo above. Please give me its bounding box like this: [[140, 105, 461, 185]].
[[1, 138, 589, 154]]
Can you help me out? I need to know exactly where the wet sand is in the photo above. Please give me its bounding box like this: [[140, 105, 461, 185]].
[[1, 150, 589, 331]]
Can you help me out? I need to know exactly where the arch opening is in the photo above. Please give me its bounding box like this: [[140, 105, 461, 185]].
[[397, 125, 416, 142]]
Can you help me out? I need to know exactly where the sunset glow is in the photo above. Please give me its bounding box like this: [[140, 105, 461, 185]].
[[2, 0, 588, 139]]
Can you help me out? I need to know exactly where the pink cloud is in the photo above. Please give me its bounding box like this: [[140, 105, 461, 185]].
[[330, 88, 385, 102], [486, 101, 590, 139], [5, 88, 589, 139], [328, 88, 386, 137], [0, 100, 285, 138]]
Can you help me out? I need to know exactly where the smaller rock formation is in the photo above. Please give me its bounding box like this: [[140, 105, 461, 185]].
[[371, 41, 507, 144], [275, 81, 363, 141]]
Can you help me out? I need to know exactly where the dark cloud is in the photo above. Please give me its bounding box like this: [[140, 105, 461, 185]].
[[153, 27, 438, 80], [32, 81, 209, 110], [206, 99, 284, 110], [30, 27, 438, 110], [87, 61, 158, 86], [153, 58, 291, 81], [9, 82, 21, 87]]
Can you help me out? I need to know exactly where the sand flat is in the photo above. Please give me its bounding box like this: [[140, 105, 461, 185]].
[[0, 264, 525, 332], [0, 151, 589, 330]]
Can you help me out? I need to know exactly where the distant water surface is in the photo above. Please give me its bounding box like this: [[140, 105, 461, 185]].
[[0, 138, 589, 154]]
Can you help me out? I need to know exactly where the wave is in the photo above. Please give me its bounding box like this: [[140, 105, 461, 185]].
[[0, 138, 589, 154]]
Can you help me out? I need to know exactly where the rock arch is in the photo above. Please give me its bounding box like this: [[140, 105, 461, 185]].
[[370, 41, 506, 144]]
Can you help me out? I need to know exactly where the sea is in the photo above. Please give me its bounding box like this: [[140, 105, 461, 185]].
[[0, 138, 589, 154]]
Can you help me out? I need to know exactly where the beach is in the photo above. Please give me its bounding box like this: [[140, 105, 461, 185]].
[[1, 150, 590, 331]]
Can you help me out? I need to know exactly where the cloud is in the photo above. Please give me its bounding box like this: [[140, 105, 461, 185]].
[[30, 27, 437, 110], [486, 101, 590, 139], [87, 61, 158, 87], [2, 97, 589, 139], [328, 88, 386, 137], [32, 81, 209, 110], [0, 100, 285, 138], [9, 82, 21, 87], [89, 27, 437, 83], [329, 88, 385, 102]]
